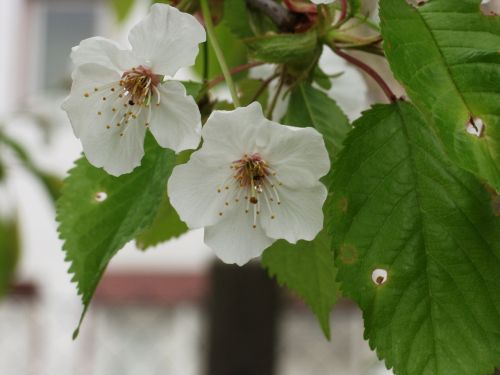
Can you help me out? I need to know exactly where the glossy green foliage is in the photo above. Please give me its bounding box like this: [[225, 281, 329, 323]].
[[238, 78, 270, 109], [262, 229, 338, 338], [329, 102, 500, 375], [284, 84, 351, 164], [195, 23, 248, 80], [262, 84, 350, 338], [224, 0, 254, 38], [380, 0, 500, 191], [244, 31, 320, 65], [57, 135, 175, 336], [135, 193, 188, 250]]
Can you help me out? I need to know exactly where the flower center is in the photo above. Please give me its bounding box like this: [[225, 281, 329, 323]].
[[120, 65, 161, 106], [82, 65, 163, 137], [217, 153, 282, 229], [233, 153, 270, 193]]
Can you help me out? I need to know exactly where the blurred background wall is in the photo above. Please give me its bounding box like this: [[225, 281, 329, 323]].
[[0, 0, 395, 374]]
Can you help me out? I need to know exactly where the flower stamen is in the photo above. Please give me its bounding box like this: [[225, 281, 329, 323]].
[[229, 153, 281, 228], [120, 65, 161, 106]]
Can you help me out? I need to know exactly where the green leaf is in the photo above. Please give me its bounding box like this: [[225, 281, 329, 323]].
[[57, 134, 175, 337], [0, 218, 20, 298], [109, 0, 135, 23], [262, 228, 339, 339], [180, 81, 203, 98], [238, 78, 270, 109], [194, 22, 248, 80], [264, 83, 349, 338], [284, 84, 351, 163], [312, 66, 332, 90], [244, 31, 319, 65], [135, 193, 188, 250], [380, 0, 500, 191], [224, 0, 253, 38], [329, 102, 500, 375]]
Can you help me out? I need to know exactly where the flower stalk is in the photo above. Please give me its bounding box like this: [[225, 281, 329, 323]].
[[200, 0, 241, 108], [329, 44, 397, 103], [336, 0, 348, 26]]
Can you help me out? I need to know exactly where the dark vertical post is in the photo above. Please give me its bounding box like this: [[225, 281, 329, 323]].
[[206, 261, 281, 375]]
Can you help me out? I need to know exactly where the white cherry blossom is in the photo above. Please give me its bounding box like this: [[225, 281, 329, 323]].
[[62, 4, 205, 176], [168, 102, 330, 266]]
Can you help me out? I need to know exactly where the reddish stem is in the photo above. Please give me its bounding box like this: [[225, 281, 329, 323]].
[[250, 73, 280, 103], [283, 0, 317, 14], [332, 47, 397, 103], [207, 62, 264, 89], [337, 0, 348, 24]]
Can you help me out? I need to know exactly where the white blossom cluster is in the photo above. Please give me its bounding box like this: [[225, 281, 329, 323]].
[[62, 4, 330, 265]]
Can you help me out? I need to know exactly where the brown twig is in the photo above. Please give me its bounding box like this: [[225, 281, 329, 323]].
[[250, 73, 280, 103], [331, 46, 397, 103], [266, 69, 286, 119]]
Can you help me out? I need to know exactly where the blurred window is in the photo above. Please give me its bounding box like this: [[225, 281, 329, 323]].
[[43, 7, 95, 91], [34, 1, 102, 92]]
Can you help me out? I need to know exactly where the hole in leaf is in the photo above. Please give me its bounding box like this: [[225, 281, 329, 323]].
[[95, 191, 108, 202], [480, 0, 499, 16], [466, 117, 485, 137], [372, 269, 388, 286]]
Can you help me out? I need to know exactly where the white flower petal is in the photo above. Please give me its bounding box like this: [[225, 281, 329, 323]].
[[205, 208, 275, 266], [262, 124, 330, 188], [260, 183, 327, 243], [80, 113, 147, 176], [71, 36, 138, 72], [128, 4, 205, 76], [168, 156, 232, 228], [167, 102, 328, 266], [148, 81, 201, 152], [199, 102, 267, 165], [62, 63, 121, 139], [62, 63, 147, 176], [311, 0, 334, 4]]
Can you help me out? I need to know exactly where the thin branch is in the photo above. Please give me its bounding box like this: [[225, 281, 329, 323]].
[[330, 45, 397, 103], [207, 62, 264, 90], [266, 70, 286, 119], [336, 0, 348, 25], [342, 44, 385, 57], [200, 0, 240, 107], [250, 73, 280, 103]]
